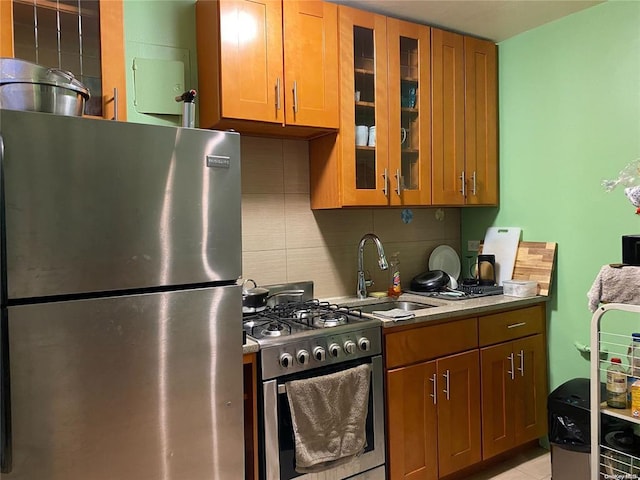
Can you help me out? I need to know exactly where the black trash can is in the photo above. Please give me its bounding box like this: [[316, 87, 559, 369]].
[[548, 378, 604, 480]]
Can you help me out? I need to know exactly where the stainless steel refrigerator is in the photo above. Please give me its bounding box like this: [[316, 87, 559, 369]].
[[0, 109, 244, 479]]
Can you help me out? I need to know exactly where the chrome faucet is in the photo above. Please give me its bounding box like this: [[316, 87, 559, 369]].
[[357, 233, 388, 299]]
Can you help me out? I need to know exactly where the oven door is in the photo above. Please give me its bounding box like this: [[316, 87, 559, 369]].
[[262, 355, 385, 480]]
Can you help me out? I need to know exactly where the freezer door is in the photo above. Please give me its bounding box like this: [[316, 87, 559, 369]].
[[4, 286, 243, 480], [0, 109, 241, 299]]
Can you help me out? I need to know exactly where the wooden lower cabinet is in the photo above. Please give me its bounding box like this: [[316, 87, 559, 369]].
[[387, 350, 481, 479], [385, 304, 548, 479], [480, 334, 547, 459]]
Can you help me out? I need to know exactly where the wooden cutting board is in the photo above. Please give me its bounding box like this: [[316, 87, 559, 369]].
[[511, 242, 558, 296], [480, 241, 557, 296]]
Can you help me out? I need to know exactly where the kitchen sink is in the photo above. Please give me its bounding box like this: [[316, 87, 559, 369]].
[[352, 300, 436, 314]]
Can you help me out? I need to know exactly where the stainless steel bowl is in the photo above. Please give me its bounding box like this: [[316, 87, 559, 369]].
[[0, 58, 90, 116]]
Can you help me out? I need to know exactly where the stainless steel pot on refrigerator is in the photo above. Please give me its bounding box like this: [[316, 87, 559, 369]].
[[0, 109, 244, 479]]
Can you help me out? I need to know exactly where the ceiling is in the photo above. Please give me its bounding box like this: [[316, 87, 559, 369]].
[[335, 0, 604, 42]]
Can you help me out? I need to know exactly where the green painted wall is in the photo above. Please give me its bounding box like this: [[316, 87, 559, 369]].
[[123, 0, 198, 126], [462, 1, 640, 389]]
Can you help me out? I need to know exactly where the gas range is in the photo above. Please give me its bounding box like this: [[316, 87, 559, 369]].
[[243, 287, 382, 380]]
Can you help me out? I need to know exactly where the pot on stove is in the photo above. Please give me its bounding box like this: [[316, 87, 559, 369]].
[[242, 279, 269, 313]]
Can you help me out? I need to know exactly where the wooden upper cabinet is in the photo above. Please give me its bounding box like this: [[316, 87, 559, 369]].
[[387, 18, 431, 206], [431, 28, 497, 206], [1, 1, 14, 57], [213, 0, 284, 124], [195, 0, 339, 136], [282, 0, 339, 127], [0, 0, 126, 121], [464, 36, 497, 205], [431, 28, 465, 205], [309, 8, 433, 209], [338, 6, 389, 206]]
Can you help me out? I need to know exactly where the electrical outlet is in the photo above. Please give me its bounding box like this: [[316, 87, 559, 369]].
[[467, 240, 480, 252]]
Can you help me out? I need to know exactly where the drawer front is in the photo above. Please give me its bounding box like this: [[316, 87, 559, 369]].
[[479, 305, 545, 346], [385, 318, 478, 369]]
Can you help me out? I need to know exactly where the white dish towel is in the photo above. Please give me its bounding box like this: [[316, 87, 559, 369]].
[[285, 363, 371, 473]]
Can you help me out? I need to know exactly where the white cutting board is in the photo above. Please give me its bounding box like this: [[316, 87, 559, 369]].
[[481, 227, 522, 286]]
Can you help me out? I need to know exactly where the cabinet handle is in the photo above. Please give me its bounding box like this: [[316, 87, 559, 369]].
[[292, 80, 299, 115], [472, 171, 477, 195], [507, 352, 515, 380], [507, 322, 527, 329], [395, 169, 402, 195], [460, 171, 466, 197], [517, 349, 524, 376], [382, 168, 388, 197], [112, 87, 119, 121], [429, 373, 437, 405], [275, 78, 281, 112], [442, 370, 450, 400]]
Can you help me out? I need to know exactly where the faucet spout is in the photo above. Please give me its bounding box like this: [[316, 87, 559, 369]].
[[357, 233, 388, 299]]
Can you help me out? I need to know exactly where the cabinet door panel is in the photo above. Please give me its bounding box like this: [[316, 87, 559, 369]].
[[387, 362, 438, 480], [431, 28, 464, 205], [480, 342, 515, 459], [1, 1, 14, 57], [464, 36, 497, 205], [387, 18, 431, 206], [514, 334, 548, 444], [219, 0, 283, 123], [283, 0, 339, 128], [2, 0, 126, 120], [339, 6, 389, 206], [437, 350, 481, 477]]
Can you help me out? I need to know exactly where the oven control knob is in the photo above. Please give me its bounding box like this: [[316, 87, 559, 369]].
[[280, 353, 293, 369], [328, 343, 341, 357], [358, 338, 371, 352], [344, 340, 356, 355], [297, 349, 310, 365], [313, 346, 326, 362]]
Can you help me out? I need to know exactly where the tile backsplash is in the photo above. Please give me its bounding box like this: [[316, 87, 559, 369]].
[[241, 136, 462, 299]]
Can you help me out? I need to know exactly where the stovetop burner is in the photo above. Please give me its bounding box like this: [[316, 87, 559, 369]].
[[243, 299, 375, 343]]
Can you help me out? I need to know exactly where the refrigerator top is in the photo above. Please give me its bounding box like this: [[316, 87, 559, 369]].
[[0, 110, 242, 301]]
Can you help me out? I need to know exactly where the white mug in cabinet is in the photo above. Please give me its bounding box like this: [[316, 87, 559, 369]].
[[368, 125, 376, 147], [355, 125, 368, 146]]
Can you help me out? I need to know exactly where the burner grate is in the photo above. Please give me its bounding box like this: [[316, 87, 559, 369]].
[[242, 299, 368, 340]]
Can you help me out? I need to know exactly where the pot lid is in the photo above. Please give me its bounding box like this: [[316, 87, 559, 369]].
[[0, 58, 90, 99]]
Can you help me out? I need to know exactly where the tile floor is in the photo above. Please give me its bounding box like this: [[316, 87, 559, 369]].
[[466, 446, 551, 480]]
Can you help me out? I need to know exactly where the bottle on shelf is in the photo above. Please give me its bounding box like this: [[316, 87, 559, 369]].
[[607, 357, 628, 409], [632, 379, 640, 417], [387, 252, 402, 299]]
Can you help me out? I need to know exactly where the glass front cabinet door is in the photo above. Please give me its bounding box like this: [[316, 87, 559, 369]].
[[310, 6, 431, 208], [0, 0, 126, 120], [387, 18, 431, 206], [338, 6, 389, 206]]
